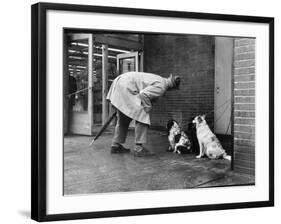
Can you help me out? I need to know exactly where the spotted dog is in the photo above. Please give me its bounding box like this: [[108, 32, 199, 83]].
[[192, 115, 231, 160], [166, 119, 191, 154]]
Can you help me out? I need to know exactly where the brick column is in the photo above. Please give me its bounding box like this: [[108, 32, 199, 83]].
[[233, 38, 255, 175]]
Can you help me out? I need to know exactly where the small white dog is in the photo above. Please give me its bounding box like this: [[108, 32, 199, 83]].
[[166, 119, 191, 154], [192, 115, 231, 160]]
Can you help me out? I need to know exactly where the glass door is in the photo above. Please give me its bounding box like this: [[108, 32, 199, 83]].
[[65, 34, 94, 135]]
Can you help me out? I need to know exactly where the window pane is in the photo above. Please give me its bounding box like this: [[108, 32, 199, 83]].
[[119, 57, 135, 74]]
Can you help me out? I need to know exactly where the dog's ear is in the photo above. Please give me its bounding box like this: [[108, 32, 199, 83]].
[[202, 114, 206, 119], [197, 116, 203, 123], [166, 119, 175, 131]]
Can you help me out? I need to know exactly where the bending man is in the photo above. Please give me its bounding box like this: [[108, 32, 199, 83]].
[[106, 72, 180, 157]]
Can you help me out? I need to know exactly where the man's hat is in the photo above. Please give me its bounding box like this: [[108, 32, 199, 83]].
[[169, 74, 181, 89]]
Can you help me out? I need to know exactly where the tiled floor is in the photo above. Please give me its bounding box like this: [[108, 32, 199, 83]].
[[64, 129, 254, 195]]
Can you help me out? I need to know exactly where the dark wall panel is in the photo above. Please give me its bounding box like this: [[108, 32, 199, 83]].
[[144, 34, 215, 130]]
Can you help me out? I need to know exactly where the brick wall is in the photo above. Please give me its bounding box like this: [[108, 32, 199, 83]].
[[143, 35, 215, 130], [233, 38, 255, 175]]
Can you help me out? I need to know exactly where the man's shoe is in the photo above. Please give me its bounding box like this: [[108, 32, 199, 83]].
[[111, 145, 130, 154], [133, 146, 155, 157]]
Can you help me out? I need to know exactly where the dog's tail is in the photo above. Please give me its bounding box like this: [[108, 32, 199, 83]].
[[223, 153, 231, 161]]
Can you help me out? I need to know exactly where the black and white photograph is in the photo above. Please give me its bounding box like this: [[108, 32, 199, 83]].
[[0, 0, 279, 223], [30, 2, 274, 222], [63, 31, 255, 195]]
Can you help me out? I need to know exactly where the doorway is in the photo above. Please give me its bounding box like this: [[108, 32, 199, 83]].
[[64, 32, 143, 135]]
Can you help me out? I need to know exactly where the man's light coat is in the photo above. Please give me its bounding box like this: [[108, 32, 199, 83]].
[[106, 72, 171, 125]]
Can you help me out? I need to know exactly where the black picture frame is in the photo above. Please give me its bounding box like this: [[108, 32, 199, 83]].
[[31, 2, 274, 222]]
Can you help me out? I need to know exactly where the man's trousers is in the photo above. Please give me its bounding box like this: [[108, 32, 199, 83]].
[[112, 110, 148, 145]]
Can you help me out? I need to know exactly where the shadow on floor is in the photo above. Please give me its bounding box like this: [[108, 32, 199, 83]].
[[64, 130, 254, 195]]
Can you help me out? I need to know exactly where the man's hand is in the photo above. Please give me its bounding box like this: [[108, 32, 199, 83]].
[[143, 105, 152, 113], [139, 92, 152, 113]]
